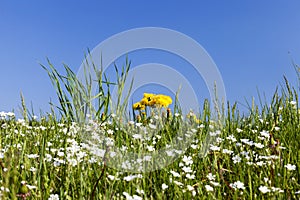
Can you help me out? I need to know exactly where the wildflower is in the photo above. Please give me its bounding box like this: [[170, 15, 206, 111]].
[[0, 111, 6, 118], [235, 142, 242, 147], [147, 145, 155, 151], [166, 149, 175, 156], [39, 126, 47, 131], [104, 137, 114, 146], [143, 93, 155, 99], [136, 189, 144, 195], [170, 170, 181, 177], [259, 155, 279, 160], [29, 167, 37, 172], [210, 181, 220, 186], [57, 123, 65, 127], [290, 100, 297, 106], [241, 139, 254, 146], [1, 186, 10, 192], [182, 166, 193, 173], [26, 185, 37, 190], [274, 126, 280, 131], [216, 137, 224, 143], [182, 155, 193, 165], [17, 119, 26, 125], [173, 181, 184, 187], [256, 161, 265, 166], [6, 112, 15, 118], [121, 160, 132, 170], [132, 134, 143, 139], [187, 185, 194, 191], [251, 129, 258, 133], [45, 154, 52, 162], [174, 149, 182, 154], [109, 151, 116, 158], [27, 154, 39, 159], [148, 124, 156, 129], [285, 164, 296, 171], [57, 151, 64, 157], [210, 145, 220, 151], [186, 173, 195, 179], [53, 158, 65, 167], [240, 151, 250, 160], [271, 187, 284, 193], [143, 155, 152, 161], [246, 162, 253, 165], [226, 135, 237, 142], [133, 102, 145, 110], [222, 149, 233, 154], [134, 93, 172, 109], [154, 94, 172, 107], [207, 173, 215, 181], [263, 177, 270, 184], [134, 122, 142, 127], [232, 155, 241, 164], [230, 181, 245, 190], [205, 185, 214, 192], [123, 174, 143, 182], [162, 183, 168, 190], [260, 130, 270, 139], [236, 128, 243, 133], [254, 142, 264, 149], [107, 129, 114, 135], [210, 130, 221, 136], [107, 175, 116, 181], [259, 185, 270, 194], [198, 124, 205, 128], [123, 193, 142, 200]]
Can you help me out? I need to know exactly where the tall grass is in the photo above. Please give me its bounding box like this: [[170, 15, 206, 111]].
[[0, 59, 299, 199], [40, 54, 132, 124]]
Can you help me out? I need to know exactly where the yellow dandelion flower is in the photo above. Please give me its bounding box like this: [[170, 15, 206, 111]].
[[140, 97, 148, 105], [133, 102, 145, 110], [141, 97, 155, 106], [134, 93, 172, 110], [143, 93, 155, 99], [142, 93, 157, 106], [148, 98, 157, 106], [154, 94, 172, 107]]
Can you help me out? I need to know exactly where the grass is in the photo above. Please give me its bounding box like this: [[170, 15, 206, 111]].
[[0, 58, 299, 199]]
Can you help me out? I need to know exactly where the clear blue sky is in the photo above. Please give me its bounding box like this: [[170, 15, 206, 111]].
[[1, 1, 300, 116]]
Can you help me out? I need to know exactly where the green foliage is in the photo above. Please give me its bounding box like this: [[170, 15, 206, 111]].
[[0, 59, 299, 199]]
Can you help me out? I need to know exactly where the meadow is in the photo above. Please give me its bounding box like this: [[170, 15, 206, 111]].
[[0, 59, 299, 200]]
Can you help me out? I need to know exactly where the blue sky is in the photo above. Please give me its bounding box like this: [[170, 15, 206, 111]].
[[1, 1, 300, 116]]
